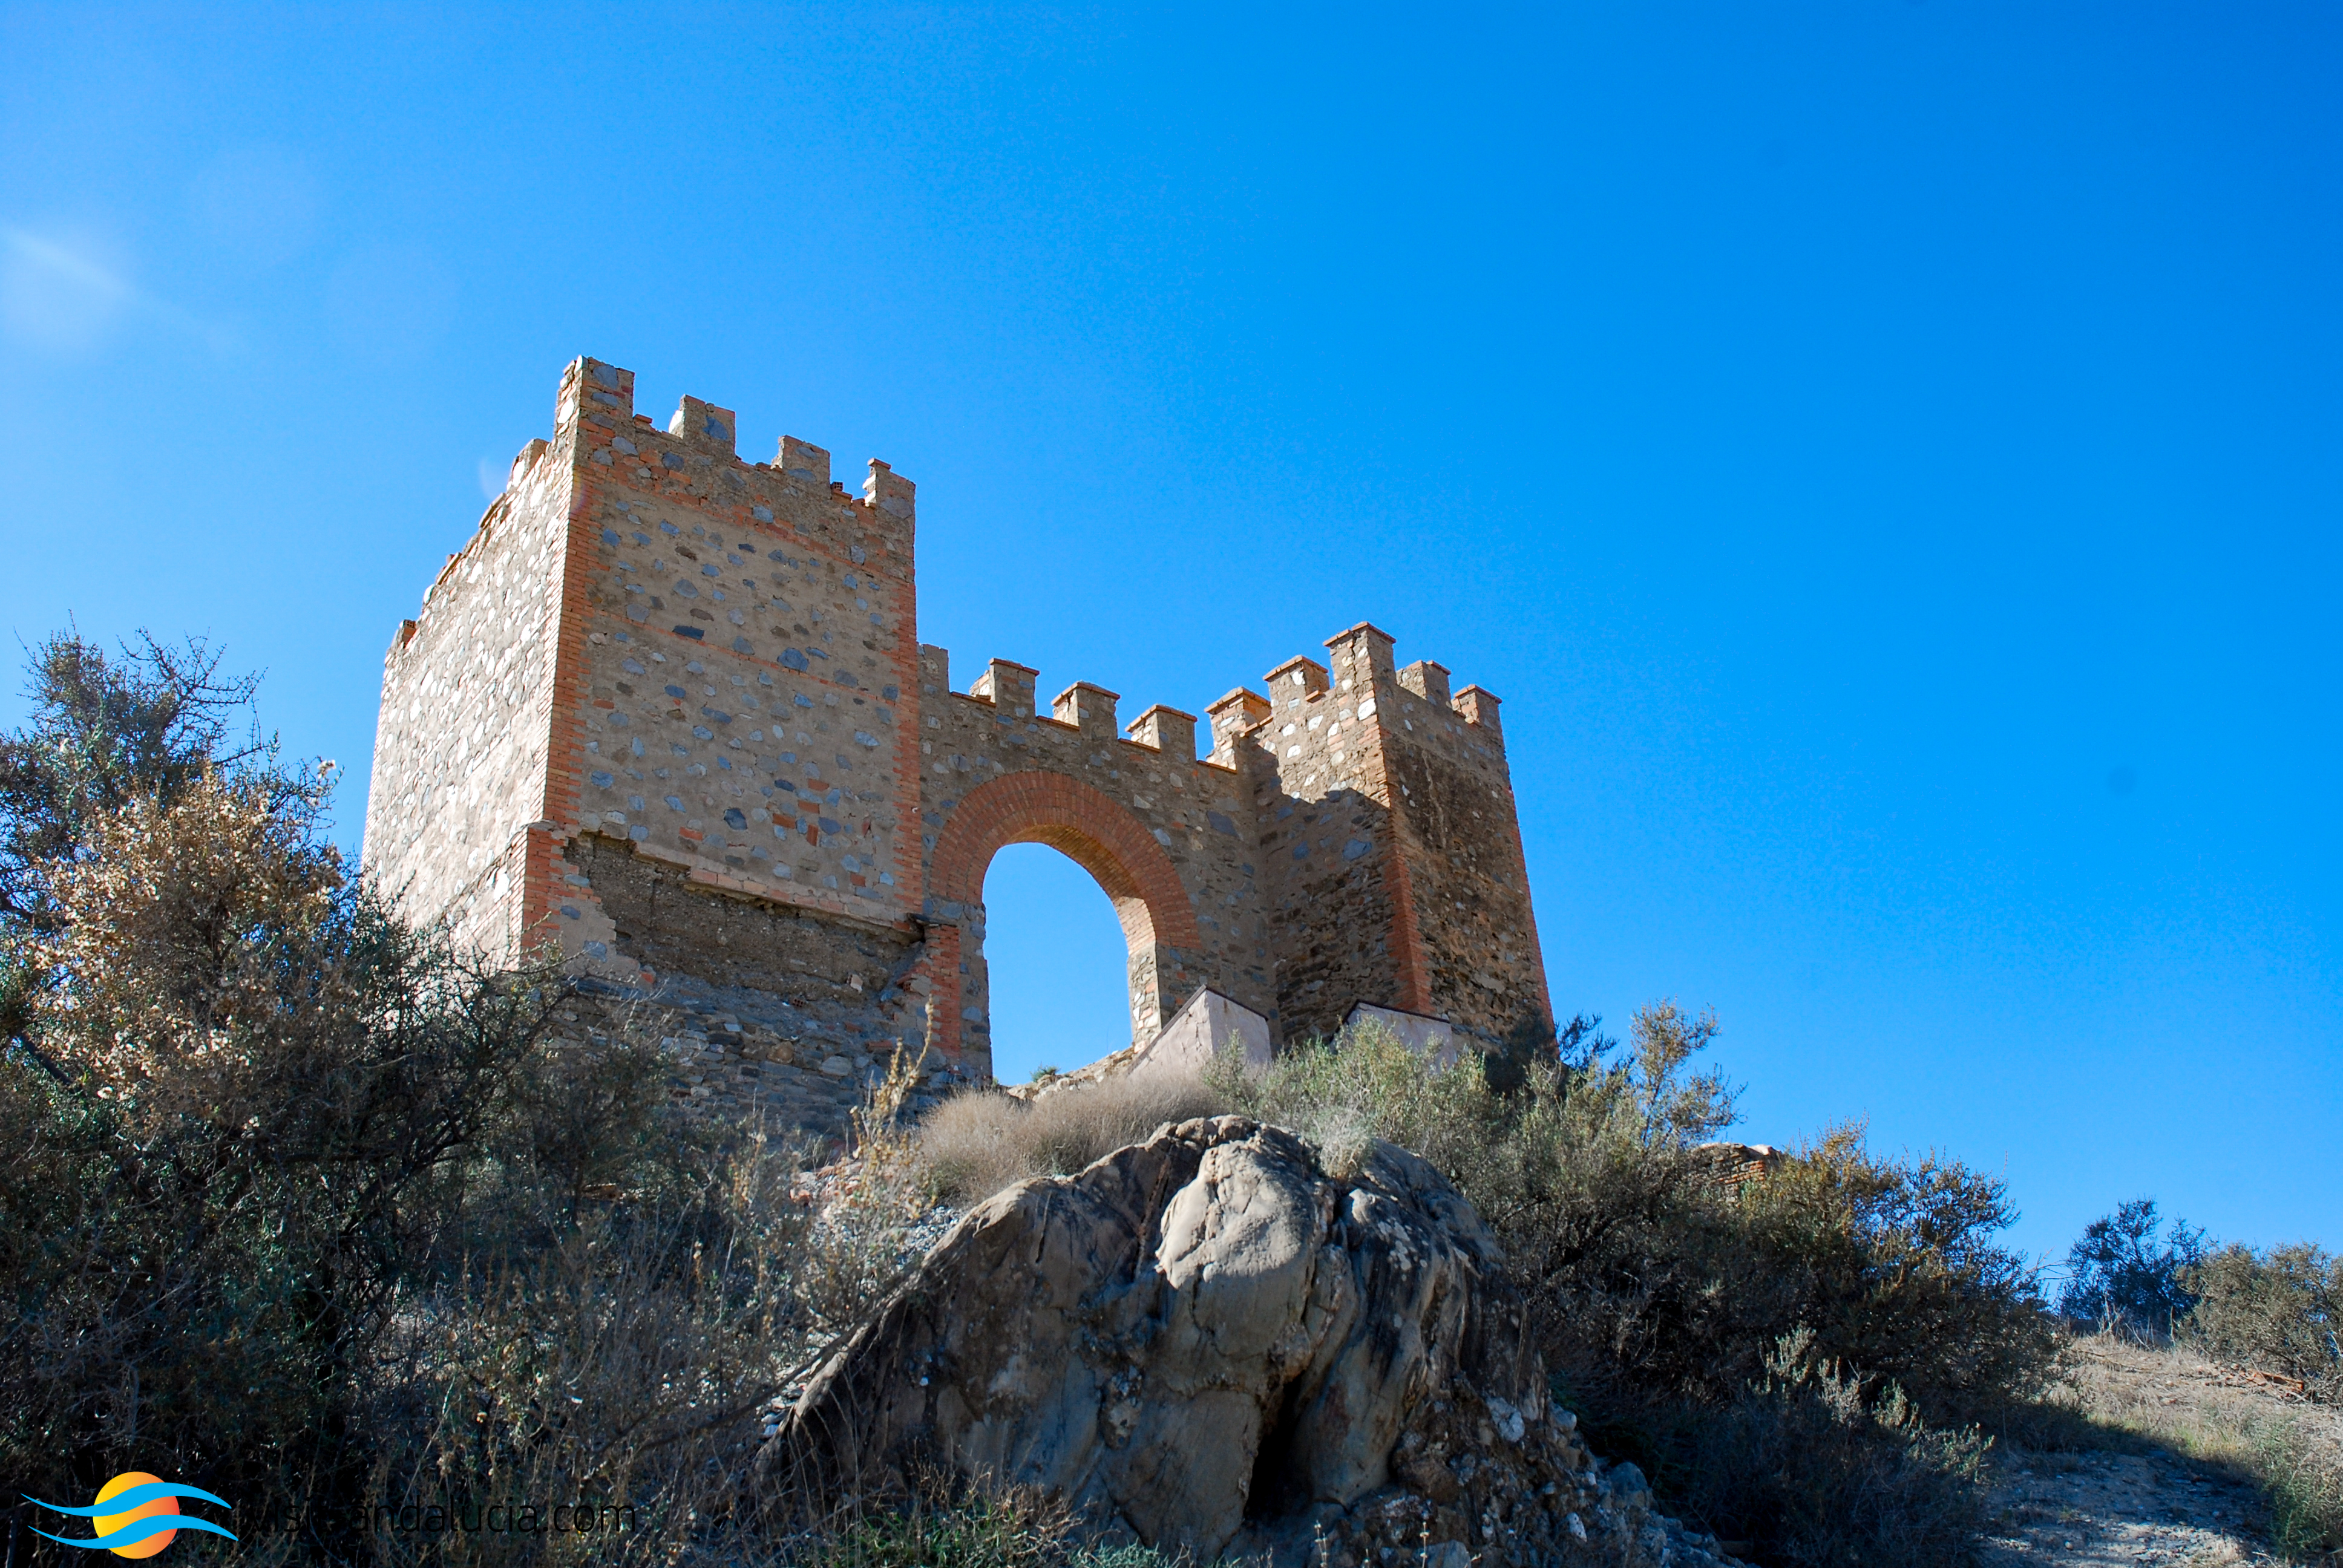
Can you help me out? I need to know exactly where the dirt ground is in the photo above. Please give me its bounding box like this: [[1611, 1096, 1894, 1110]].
[[1979, 1335, 2342, 1566]]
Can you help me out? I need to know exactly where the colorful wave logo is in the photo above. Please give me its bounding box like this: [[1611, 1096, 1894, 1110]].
[[22, 1473, 237, 1558]]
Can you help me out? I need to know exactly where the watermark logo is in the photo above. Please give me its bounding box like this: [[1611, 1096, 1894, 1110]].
[[23, 1473, 237, 1558]]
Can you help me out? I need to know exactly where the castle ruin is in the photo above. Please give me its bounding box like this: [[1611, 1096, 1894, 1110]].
[[362, 358, 1553, 1130]]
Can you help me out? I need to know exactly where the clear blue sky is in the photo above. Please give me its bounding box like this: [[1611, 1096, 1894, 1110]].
[[4, 4, 2335, 1266]]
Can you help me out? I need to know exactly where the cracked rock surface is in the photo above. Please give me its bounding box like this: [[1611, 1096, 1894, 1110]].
[[759, 1115, 1744, 1566]]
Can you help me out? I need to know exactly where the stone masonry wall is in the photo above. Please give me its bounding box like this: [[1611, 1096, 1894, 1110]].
[[557, 364, 922, 940], [364, 356, 1554, 1138], [1245, 638, 1410, 1045], [1379, 667, 1551, 1047], [562, 834, 925, 1132], [362, 438, 569, 962], [1227, 622, 1548, 1050], [911, 652, 1271, 1082]]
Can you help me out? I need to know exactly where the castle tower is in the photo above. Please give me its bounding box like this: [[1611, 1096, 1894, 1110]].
[[1235, 624, 1550, 1047], [362, 359, 1552, 1129]]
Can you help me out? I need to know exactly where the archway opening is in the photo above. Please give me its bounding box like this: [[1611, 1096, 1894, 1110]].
[[980, 843, 1136, 1086], [919, 771, 1206, 1084]]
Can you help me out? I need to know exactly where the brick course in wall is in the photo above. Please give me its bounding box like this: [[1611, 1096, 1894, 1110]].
[[362, 358, 1554, 1131]]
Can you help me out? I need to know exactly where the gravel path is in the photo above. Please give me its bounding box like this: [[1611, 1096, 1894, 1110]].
[[1980, 1448, 2278, 1566], [1978, 1335, 2341, 1567]]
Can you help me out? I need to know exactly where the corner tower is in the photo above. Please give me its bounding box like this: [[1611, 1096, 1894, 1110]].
[[1234, 624, 1550, 1048]]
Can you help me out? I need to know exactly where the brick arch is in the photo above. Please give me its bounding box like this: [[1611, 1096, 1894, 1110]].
[[921, 771, 1204, 1079], [931, 773, 1204, 950]]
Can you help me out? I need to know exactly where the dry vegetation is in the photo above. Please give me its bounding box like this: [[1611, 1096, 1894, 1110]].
[[2056, 1333, 2343, 1560], [1967, 1331, 2342, 1566], [2041, 1198, 2343, 1560], [2, 632, 2334, 1568], [918, 1068, 1221, 1203]]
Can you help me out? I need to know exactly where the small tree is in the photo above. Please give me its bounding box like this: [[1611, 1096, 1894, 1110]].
[[2059, 1198, 2207, 1341], [0, 630, 277, 1073], [2186, 1241, 2343, 1401], [0, 629, 269, 928]]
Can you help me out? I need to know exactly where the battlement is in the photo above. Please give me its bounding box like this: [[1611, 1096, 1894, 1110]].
[[1265, 656, 1328, 705], [555, 358, 916, 549], [1242, 628, 1505, 751], [939, 648, 1205, 763], [1052, 681, 1120, 734], [1126, 704, 1196, 758], [367, 356, 1550, 1131], [913, 618, 1507, 784], [966, 658, 1038, 714]]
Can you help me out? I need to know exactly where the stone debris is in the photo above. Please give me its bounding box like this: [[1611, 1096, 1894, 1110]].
[[758, 1115, 1748, 1567]]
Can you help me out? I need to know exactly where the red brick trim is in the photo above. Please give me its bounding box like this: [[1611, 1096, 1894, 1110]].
[[517, 824, 566, 961], [927, 770, 1205, 952], [1383, 838, 1433, 1016], [518, 448, 600, 954], [924, 923, 965, 1059]]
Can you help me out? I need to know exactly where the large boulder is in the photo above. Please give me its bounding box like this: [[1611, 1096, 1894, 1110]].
[[760, 1116, 1743, 1566]]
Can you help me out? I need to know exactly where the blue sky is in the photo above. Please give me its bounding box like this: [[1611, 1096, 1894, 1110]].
[[3, 3, 2335, 1266]]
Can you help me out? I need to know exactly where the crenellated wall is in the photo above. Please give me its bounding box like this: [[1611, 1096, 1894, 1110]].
[[911, 646, 1270, 1084], [364, 357, 1553, 1135]]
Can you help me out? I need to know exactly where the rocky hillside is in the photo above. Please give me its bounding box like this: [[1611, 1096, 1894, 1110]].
[[762, 1114, 1748, 1567]]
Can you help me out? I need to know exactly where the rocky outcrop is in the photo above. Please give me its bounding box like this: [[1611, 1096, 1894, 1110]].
[[759, 1115, 1745, 1566]]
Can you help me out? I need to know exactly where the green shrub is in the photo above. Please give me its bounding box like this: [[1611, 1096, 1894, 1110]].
[[2187, 1241, 2343, 1403], [1716, 1125, 2060, 1428], [1671, 1328, 1991, 1568], [2058, 1198, 2208, 1340], [1210, 1004, 2054, 1565], [2253, 1407, 2343, 1558], [1215, 1007, 2053, 1416]]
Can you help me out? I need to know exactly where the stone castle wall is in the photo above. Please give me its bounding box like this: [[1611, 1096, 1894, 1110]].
[[362, 357, 1554, 1133], [364, 438, 571, 962]]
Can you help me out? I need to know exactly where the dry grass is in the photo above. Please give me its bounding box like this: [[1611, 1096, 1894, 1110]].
[[917, 1071, 1225, 1203], [2054, 1331, 2343, 1560], [795, 1483, 1175, 1567]]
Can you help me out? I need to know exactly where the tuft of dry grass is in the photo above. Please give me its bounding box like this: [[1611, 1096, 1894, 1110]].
[[795, 1481, 1175, 1567], [918, 1071, 1225, 1203]]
